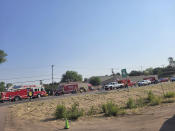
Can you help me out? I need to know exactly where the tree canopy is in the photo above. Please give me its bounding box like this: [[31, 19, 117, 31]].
[[0, 82, 5, 92], [61, 71, 82, 82], [89, 77, 101, 86], [0, 50, 7, 64]]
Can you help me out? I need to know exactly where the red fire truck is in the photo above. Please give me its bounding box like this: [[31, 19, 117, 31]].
[[54, 83, 93, 96], [0, 85, 47, 102], [118, 79, 136, 87]]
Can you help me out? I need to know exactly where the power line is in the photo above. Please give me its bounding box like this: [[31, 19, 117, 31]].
[[0, 74, 52, 81], [11, 78, 52, 84]]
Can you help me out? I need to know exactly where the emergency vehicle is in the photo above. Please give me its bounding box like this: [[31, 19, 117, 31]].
[[54, 83, 93, 96], [0, 85, 47, 102], [118, 79, 136, 87]]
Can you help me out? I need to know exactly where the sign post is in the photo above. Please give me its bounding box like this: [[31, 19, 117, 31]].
[[121, 69, 127, 78]]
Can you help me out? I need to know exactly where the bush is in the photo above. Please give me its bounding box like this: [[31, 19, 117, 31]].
[[147, 91, 162, 106], [150, 97, 162, 106], [147, 91, 156, 102], [87, 106, 97, 116], [126, 98, 136, 109], [66, 103, 84, 120], [55, 104, 67, 119], [55, 103, 83, 120], [136, 97, 145, 107], [164, 92, 175, 98], [102, 101, 121, 116], [89, 77, 101, 86]]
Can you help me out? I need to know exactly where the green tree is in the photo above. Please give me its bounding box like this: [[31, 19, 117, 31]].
[[89, 77, 101, 86], [0, 50, 7, 64], [61, 71, 82, 82], [0, 82, 5, 92], [44, 82, 59, 95], [129, 70, 143, 76], [143, 68, 154, 75], [6, 83, 13, 88]]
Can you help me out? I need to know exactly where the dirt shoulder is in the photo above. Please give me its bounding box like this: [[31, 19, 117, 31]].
[[70, 103, 175, 131], [4, 102, 175, 131], [0, 106, 8, 131], [4, 82, 175, 131]]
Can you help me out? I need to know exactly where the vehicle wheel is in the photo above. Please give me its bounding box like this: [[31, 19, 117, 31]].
[[15, 96, 20, 101], [37, 94, 41, 98]]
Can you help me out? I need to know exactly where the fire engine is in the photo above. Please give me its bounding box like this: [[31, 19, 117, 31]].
[[118, 79, 136, 87], [54, 83, 93, 96], [0, 85, 47, 102]]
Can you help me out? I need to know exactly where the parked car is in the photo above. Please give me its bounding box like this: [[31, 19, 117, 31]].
[[137, 80, 151, 86], [143, 77, 158, 84], [104, 82, 124, 90], [159, 78, 169, 82]]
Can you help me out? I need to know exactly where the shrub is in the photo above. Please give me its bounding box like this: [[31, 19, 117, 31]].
[[164, 92, 175, 98], [55, 104, 67, 119], [87, 106, 97, 116], [147, 91, 162, 106], [147, 91, 155, 103], [102, 101, 120, 116], [55, 103, 83, 120], [150, 97, 162, 106], [136, 97, 145, 107], [89, 77, 101, 86], [66, 102, 84, 120], [126, 98, 136, 109]]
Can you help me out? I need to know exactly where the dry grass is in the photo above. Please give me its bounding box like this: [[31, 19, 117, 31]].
[[10, 82, 175, 124]]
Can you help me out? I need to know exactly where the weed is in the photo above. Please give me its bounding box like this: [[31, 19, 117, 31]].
[[66, 102, 84, 120], [136, 97, 146, 107], [164, 92, 175, 98], [150, 96, 162, 106], [126, 98, 136, 109], [55, 104, 67, 119], [55, 102, 83, 120], [87, 106, 97, 116], [102, 101, 121, 116], [147, 91, 155, 103]]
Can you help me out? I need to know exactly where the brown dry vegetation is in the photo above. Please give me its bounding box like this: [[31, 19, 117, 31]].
[[6, 82, 175, 130], [5, 82, 175, 131]]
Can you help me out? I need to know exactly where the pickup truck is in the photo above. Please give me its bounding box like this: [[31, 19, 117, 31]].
[[137, 80, 151, 86], [104, 82, 124, 90]]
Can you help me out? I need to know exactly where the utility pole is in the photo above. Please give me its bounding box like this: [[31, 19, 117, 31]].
[[51, 65, 54, 84]]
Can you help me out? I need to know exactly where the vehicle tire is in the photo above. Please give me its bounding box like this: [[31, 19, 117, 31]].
[[15, 96, 20, 101]]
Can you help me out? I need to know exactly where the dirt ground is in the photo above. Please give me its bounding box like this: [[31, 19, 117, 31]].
[[0, 106, 8, 131], [3, 82, 175, 131], [4, 102, 175, 131]]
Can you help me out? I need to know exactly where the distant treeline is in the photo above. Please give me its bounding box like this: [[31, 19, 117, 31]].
[[129, 66, 175, 78]]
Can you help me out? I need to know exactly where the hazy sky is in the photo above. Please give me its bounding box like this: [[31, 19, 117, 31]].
[[0, 0, 175, 84]]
